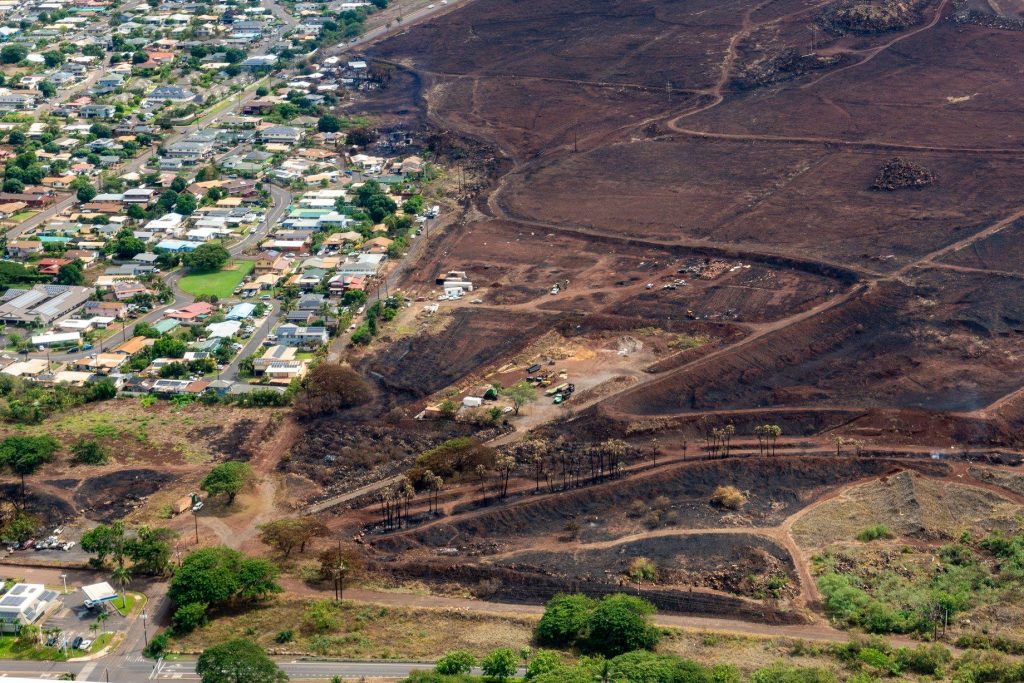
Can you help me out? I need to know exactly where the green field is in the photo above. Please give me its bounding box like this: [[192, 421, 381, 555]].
[[178, 261, 254, 299]]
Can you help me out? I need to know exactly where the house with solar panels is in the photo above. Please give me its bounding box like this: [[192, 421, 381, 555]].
[[0, 284, 92, 325], [0, 583, 58, 632]]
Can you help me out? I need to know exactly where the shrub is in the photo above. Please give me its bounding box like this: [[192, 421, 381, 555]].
[[526, 650, 561, 679], [894, 644, 952, 677], [535, 593, 595, 647], [171, 602, 208, 633], [627, 557, 657, 583], [143, 632, 169, 659], [435, 649, 475, 675], [750, 663, 838, 683], [274, 629, 294, 644], [71, 438, 107, 465], [856, 524, 893, 542], [711, 485, 746, 510], [303, 600, 339, 633]]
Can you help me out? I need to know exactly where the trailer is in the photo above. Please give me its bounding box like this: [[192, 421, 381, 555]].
[[545, 382, 569, 397]]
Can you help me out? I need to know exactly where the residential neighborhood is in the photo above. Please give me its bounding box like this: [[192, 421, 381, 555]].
[[0, 0, 445, 402]]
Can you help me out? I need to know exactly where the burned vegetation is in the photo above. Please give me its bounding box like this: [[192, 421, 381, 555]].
[[817, 0, 933, 35]]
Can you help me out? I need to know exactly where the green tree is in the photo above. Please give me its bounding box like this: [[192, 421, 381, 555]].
[[81, 521, 127, 567], [0, 512, 37, 544], [169, 546, 281, 611], [317, 114, 342, 133], [435, 650, 475, 675], [175, 192, 198, 215], [42, 50, 63, 68], [112, 563, 133, 609], [481, 648, 518, 681], [76, 183, 97, 203], [0, 435, 59, 509], [536, 593, 595, 647], [257, 517, 329, 558], [3, 178, 23, 193], [71, 438, 107, 465], [125, 526, 177, 575], [502, 381, 536, 416], [56, 260, 85, 286], [0, 45, 26, 64], [196, 640, 287, 683], [201, 461, 252, 504], [38, 82, 57, 99], [184, 242, 229, 273], [170, 176, 188, 193], [583, 594, 659, 657]]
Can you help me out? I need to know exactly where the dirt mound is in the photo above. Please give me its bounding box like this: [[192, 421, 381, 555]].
[[817, 0, 931, 34], [791, 470, 1024, 549], [73, 469, 176, 522], [871, 157, 936, 191]]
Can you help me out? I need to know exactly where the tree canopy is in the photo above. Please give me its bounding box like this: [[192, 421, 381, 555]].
[[201, 461, 253, 504], [196, 639, 287, 683], [184, 242, 230, 273], [169, 547, 281, 630], [292, 364, 371, 420]]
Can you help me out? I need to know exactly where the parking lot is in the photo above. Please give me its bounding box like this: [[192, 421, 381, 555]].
[[42, 595, 130, 654], [0, 566, 135, 657]]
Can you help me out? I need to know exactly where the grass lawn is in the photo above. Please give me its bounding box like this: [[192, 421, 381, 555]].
[[178, 261, 254, 299], [0, 635, 68, 661], [88, 632, 115, 654], [113, 592, 146, 617], [8, 211, 38, 223]]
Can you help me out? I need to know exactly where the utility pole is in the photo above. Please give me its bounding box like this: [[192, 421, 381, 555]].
[[192, 507, 199, 544]]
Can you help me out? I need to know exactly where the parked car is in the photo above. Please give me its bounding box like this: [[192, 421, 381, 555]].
[[71, 636, 83, 650], [78, 639, 92, 651]]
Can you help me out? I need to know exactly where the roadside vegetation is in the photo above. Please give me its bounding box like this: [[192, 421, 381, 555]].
[[816, 530, 1024, 636]]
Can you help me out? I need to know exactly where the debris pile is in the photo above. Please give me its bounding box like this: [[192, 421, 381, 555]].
[[871, 157, 936, 191]]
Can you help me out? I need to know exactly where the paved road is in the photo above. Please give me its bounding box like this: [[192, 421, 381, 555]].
[[0, 655, 439, 681]]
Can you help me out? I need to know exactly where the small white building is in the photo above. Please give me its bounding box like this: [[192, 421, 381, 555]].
[[0, 583, 57, 631], [31, 331, 82, 347]]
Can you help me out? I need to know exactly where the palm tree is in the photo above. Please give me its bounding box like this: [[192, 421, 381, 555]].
[[96, 611, 109, 633], [112, 564, 132, 610]]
